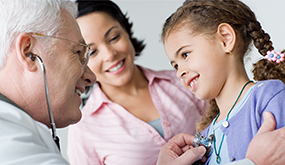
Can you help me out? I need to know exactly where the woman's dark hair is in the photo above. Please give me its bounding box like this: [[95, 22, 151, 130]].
[[162, 0, 285, 132], [76, 0, 145, 56]]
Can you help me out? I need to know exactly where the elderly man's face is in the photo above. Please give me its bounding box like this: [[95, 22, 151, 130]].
[[40, 9, 96, 128]]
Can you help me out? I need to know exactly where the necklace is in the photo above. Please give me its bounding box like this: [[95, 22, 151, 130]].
[[212, 80, 253, 164]]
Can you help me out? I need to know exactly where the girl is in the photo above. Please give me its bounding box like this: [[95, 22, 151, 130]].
[[161, 0, 285, 164]]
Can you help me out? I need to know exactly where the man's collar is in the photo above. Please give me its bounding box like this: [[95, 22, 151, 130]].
[[0, 93, 22, 110]]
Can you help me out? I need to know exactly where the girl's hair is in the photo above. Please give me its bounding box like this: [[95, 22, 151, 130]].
[[161, 0, 285, 132], [0, 0, 77, 70], [76, 0, 145, 57]]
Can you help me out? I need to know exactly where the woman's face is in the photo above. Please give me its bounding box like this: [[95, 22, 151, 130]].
[[76, 12, 136, 87]]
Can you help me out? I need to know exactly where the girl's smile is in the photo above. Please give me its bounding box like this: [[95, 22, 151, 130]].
[[186, 75, 200, 92]]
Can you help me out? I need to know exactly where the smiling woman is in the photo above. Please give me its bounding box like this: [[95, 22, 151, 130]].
[[66, 0, 206, 165]]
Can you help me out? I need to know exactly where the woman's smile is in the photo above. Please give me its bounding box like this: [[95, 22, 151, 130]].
[[106, 59, 125, 75]]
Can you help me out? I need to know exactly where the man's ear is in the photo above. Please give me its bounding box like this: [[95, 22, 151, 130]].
[[15, 33, 38, 71], [217, 23, 236, 53]]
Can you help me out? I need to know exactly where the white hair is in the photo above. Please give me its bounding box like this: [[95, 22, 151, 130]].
[[0, 0, 78, 69]]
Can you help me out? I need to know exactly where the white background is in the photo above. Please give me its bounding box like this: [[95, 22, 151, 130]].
[[59, 0, 285, 161]]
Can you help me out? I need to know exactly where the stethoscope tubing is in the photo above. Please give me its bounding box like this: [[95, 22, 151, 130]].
[[36, 55, 60, 150]]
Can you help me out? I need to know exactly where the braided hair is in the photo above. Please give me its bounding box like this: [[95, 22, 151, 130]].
[[161, 0, 285, 132]]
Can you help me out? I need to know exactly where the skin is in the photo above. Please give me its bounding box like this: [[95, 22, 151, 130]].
[[246, 112, 285, 165], [157, 133, 206, 165], [156, 133, 206, 165], [0, 9, 96, 128], [76, 12, 160, 122], [164, 24, 254, 122], [157, 111, 285, 165]]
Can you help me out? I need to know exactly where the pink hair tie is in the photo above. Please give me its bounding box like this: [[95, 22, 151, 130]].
[[265, 50, 284, 63]]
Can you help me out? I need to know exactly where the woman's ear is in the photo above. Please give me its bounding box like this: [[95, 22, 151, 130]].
[[217, 23, 236, 53], [15, 33, 38, 71]]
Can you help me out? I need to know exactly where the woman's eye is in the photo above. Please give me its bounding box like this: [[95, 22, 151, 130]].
[[182, 52, 189, 59], [90, 49, 97, 57], [110, 34, 120, 42]]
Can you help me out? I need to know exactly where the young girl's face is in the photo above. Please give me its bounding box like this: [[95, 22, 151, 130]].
[[164, 27, 231, 100]]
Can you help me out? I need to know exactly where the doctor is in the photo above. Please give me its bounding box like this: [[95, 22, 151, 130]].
[[0, 0, 95, 164]]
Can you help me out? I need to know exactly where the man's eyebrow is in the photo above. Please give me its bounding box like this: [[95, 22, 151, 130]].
[[76, 39, 87, 46]]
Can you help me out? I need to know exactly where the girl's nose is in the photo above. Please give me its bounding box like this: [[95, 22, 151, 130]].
[[177, 69, 188, 79]]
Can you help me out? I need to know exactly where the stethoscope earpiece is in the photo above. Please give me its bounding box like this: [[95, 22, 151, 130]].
[[29, 53, 36, 61]]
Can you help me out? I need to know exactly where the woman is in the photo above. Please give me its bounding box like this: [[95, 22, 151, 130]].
[[67, 1, 206, 164]]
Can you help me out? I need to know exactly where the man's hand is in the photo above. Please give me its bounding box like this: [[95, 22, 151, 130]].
[[246, 111, 285, 165], [157, 133, 206, 165]]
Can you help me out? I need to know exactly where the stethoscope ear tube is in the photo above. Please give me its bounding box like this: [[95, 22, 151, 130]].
[[36, 55, 60, 151]]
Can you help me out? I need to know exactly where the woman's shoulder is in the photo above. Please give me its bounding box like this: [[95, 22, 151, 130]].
[[139, 65, 179, 83], [139, 66, 176, 76]]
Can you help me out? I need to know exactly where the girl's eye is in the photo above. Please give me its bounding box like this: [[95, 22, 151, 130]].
[[172, 64, 178, 70], [182, 52, 190, 59]]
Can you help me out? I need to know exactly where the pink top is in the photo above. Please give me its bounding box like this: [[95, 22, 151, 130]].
[[67, 66, 206, 165]]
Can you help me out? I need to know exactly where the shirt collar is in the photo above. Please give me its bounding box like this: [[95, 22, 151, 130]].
[[0, 93, 32, 117], [0, 93, 22, 110], [82, 65, 175, 114], [138, 65, 175, 85]]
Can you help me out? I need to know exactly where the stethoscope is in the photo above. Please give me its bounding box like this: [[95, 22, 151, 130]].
[[29, 53, 60, 150]]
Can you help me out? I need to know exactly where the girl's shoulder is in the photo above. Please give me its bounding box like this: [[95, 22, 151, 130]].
[[253, 79, 285, 94], [245, 79, 285, 114]]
